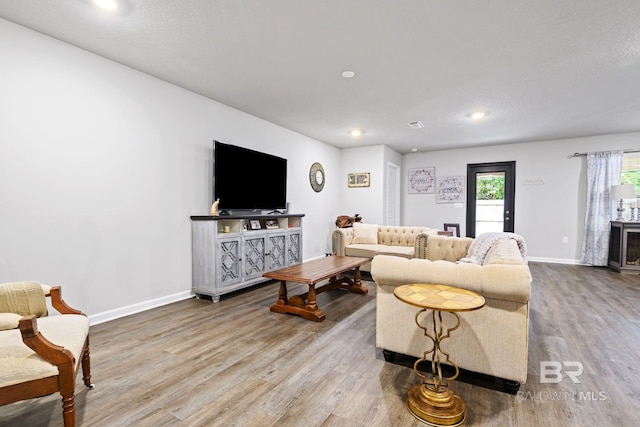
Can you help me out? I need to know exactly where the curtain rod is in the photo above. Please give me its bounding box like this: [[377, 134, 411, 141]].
[[568, 149, 640, 158]]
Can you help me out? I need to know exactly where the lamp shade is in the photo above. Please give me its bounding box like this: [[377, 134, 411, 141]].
[[611, 184, 637, 199]]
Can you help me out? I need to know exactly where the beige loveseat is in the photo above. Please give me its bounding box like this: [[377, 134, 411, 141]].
[[371, 234, 531, 391], [332, 223, 439, 271]]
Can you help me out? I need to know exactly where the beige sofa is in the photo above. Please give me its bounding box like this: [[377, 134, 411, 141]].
[[332, 223, 438, 271], [371, 234, 531, 391]]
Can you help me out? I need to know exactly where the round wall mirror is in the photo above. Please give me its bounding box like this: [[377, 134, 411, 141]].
[[309, 162, 325, 192]]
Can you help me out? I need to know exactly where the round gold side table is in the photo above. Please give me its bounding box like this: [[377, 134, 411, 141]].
[[394, 284, 485, 426]]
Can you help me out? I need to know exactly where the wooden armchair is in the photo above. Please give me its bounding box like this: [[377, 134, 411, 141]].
[[0, 282, 94, 427]]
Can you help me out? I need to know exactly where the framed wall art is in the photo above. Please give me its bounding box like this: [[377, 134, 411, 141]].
[[348, 172, 370, 188], [436, 175, 465, 203], [408, 167, 435, 194]]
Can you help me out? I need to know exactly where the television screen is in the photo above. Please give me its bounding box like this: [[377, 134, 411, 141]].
[[213, 141, 287, 211]]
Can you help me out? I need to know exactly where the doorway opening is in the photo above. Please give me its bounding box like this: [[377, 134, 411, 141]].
[[384, 162, 400, 226], [466, 162, 515, 237]]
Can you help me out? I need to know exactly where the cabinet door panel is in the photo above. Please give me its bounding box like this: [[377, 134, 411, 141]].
[[267, 234, 286, 270], [288, 232, 301, 265], [218, 238, 242, 286], [244, 235, 266, 279]]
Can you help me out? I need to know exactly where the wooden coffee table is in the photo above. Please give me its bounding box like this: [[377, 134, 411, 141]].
[[263, 256, 370, 321]]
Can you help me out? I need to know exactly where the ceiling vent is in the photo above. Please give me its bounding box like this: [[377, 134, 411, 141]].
[[408, 121, 424, 129]]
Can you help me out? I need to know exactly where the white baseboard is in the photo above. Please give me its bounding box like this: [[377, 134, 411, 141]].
[[88, 290, 194, 326], [88, 256, 332, 326], [527, 256, 587, 265]]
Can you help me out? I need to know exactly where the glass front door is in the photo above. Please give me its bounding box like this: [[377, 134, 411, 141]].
[[466, 162, 516, 238]]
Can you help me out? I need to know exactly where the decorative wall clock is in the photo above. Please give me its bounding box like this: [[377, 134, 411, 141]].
[[309, 162, 325, 192]]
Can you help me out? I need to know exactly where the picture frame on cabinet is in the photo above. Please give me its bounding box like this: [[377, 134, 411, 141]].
[[265, 219, 279, 229], [249, 219, 262, 230]]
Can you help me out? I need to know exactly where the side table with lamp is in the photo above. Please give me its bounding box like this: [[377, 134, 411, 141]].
[[608, 184, 640, 273]]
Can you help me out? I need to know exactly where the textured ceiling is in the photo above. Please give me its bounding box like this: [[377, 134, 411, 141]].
[[1, 0, 640, 153]]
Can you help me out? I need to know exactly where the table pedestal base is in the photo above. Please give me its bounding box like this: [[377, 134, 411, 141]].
[[270, 268, 367, 322], [407, 384, 465, 427]]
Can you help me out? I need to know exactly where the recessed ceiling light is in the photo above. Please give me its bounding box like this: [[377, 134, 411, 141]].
[[341, 70, 356, 79], [348, 129, 364, 137], [467, 111, 490, 120], [91, 0, 118, 11], [411, 148, 418, 152]]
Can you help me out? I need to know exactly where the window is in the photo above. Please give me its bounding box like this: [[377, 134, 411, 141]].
[[621, 154, 640, 195]]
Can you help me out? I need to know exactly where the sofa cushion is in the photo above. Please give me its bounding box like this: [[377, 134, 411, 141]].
[[345, 244, 381, 258], [371, 255, 530, 304], [378, 226, 432, 247], [0, 314, 89, 388], [378, 245, 415, 259], [484, 239, 527, 265], [0, 313, 22, 331], [0, 281, 48, 318], [352, 223, 379, 244], [424, 235, 473, 261]]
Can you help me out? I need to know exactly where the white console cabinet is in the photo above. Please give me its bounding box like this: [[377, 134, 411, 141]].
[[191, 214, 303, 302]]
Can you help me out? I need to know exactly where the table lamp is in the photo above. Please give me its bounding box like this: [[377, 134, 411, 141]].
[[611, 184, 637, 221]]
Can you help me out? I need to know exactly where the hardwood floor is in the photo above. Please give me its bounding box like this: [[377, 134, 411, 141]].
[[2, 263, 640, 426]]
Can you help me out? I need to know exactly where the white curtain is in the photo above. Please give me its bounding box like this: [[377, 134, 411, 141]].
[[580, 150, 623, 265]]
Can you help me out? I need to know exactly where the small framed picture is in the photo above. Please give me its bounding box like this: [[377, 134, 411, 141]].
[[265, 219, 279, 229], [241, 220, 248, 231], [249, 220, 262, 230], [443, 223, 460, 237], [348, 172, 370, 188]]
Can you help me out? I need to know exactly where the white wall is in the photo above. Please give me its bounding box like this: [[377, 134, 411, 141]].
[[339, 145, 403, 225], [403, 133, 640, 263], [0, 19, 340, 320], [2, 17, 635, 321]]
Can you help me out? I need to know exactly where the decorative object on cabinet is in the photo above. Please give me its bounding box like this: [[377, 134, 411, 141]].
[[348, 172, 370, 188], [191, 214, 304, 302], [265, 219, 279, 229], [610, 184, 636, 221], [249, 219, 262, 230], [210, 198, 220, 216], [309, 162, 325, 192], [335, 213, 362, 228], [608, 221, 640, 272]]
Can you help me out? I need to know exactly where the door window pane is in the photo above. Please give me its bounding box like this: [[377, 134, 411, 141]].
[[475, 172, 505, 234]]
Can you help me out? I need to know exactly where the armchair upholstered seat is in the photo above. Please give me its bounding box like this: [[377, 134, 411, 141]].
[[0, 281, 93, 427]]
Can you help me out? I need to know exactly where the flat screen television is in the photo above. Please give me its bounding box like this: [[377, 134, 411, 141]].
[[213, 141, 287, 212]]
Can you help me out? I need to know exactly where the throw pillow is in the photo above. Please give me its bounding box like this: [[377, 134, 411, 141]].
[[352, 223, 379, 244], [0, 312, 22, 330]]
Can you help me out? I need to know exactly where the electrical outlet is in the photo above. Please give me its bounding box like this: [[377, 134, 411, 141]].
[[562, 237, 569, 244]]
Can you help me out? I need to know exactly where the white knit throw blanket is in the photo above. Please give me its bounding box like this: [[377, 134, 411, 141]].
[[459, 232, 527, 265]]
